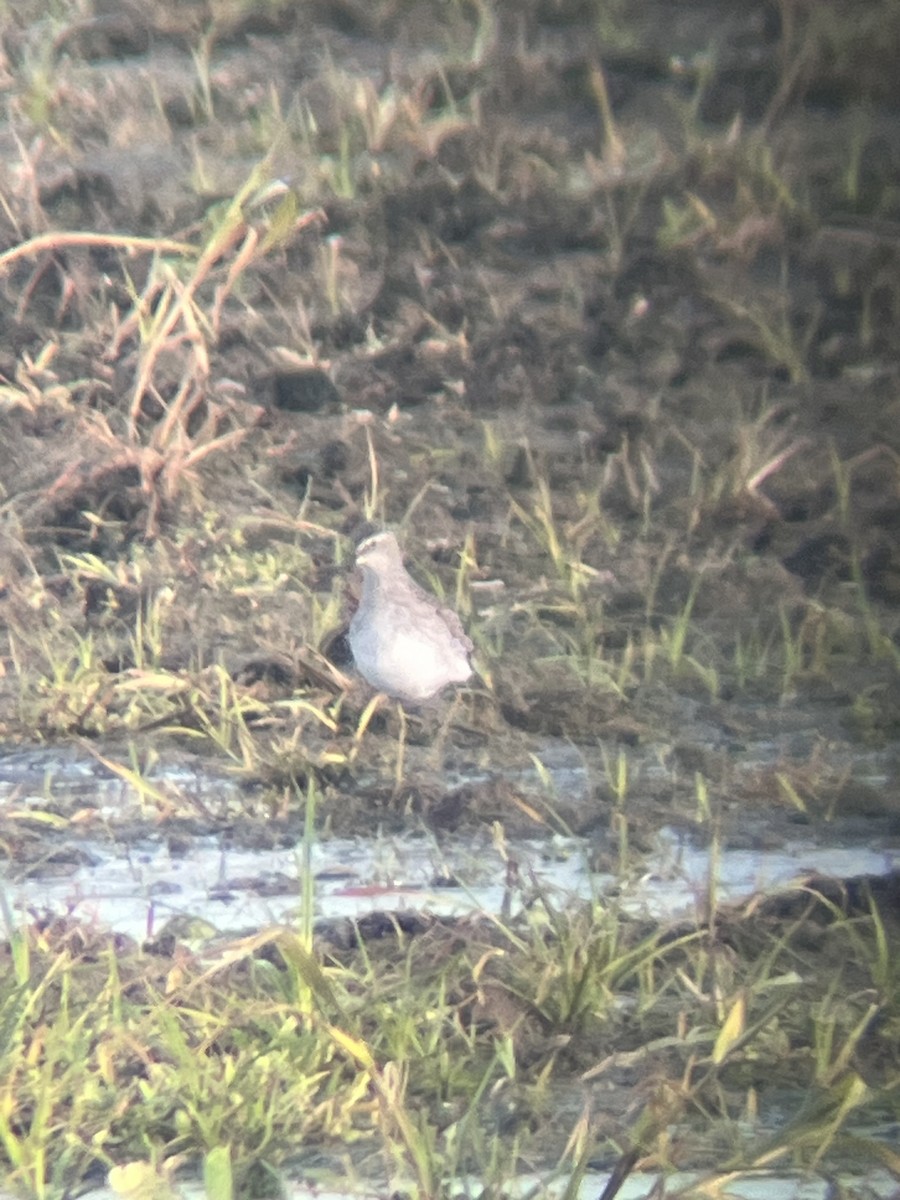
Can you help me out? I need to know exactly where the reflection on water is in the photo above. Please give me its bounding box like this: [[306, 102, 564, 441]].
[[0, 743, 896, 944], [2, 1164, 897, 1200], [1, 745, 898, 1200]]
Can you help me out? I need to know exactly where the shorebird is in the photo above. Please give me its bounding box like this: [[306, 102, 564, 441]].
[[348, 531, 473, 703]]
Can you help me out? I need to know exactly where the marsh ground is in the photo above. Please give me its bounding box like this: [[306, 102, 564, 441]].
[[0, 0, 899, 1195]]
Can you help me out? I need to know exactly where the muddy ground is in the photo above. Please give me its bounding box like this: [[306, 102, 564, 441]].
[[0, 0, 899, 1192], [0, 0, 897, 836]]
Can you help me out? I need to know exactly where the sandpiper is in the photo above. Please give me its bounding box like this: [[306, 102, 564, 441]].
[[348, 531, 473, 703]]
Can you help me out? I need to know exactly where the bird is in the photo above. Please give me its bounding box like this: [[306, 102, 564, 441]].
[[348, 530, 473, 703]]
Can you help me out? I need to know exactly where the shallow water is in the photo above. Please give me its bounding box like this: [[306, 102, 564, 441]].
[[1, 745, 897, 944], [3, 823, 897, 943], [8, 1165, 897, 1200], [1, 743, 897, 1198]]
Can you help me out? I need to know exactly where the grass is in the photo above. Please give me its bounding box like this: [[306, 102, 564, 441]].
[[0, 0, 898, 1195], [10, 395, 894, 783], [0, 849, 896, 1197]]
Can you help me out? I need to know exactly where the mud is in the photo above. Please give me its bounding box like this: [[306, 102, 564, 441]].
[[0, 0, 898, 861]]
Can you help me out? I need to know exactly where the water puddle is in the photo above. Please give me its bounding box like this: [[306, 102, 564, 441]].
[[1, 744, 898, 1200], [0, 746, 897, 943], [7, 1165, 897, 1200], [1, 744, 900, 940], [2, 823, 897, 944]]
